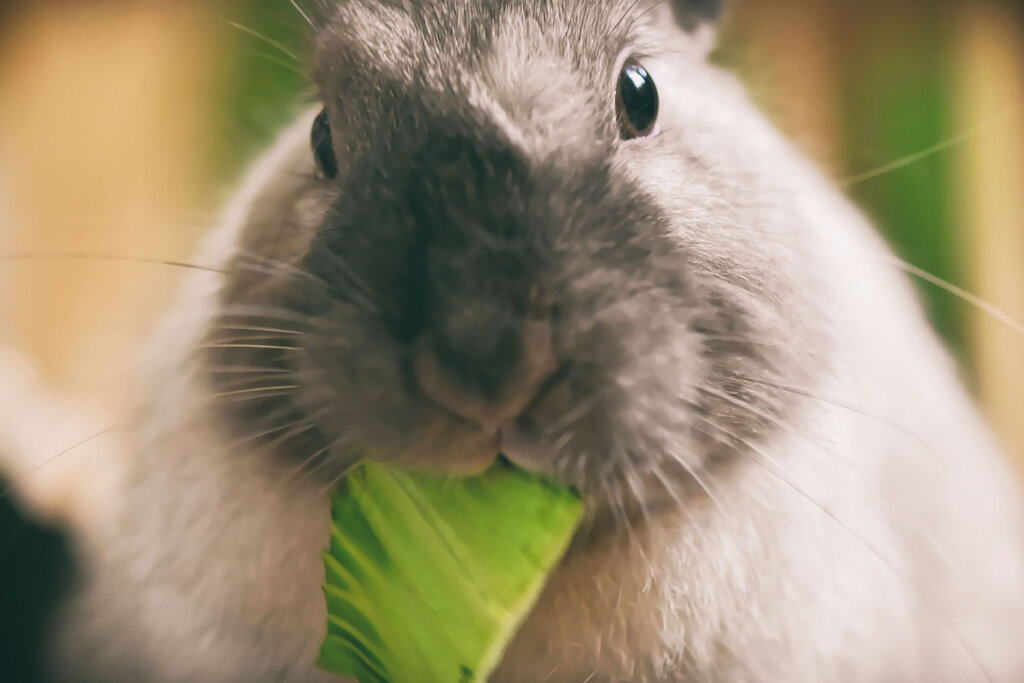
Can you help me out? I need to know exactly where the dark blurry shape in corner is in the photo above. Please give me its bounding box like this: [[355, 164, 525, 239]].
[[0, 0, 28, 32], [0, 478, 78, 683]]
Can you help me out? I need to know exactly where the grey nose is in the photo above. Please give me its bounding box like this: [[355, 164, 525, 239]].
[[413, 289, 558, 431]]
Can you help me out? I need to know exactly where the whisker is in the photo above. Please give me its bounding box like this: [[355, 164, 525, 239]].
[[209, 374, 301, 391], [316, 449, 361, 498], [700, 417, 995, 683], [841, 102, 1024, 187], [544, 394, 601, 438], [0, 426, 115, 503], [235, 252, 328, 287], [204, 365, 292, 375], [660, 449, 723, 512], [255, 419, 321, 459], [207, 334, 301, 345], [620, 457, 655, 536], [618, 470, 655, 567], [313, 250, 385, 314], [0, 252, 226, 274], [289, 0, 316, 29], [212, 325, 303, 336], [283, 443, 334, 488], [886, 254, 1024, 339], [645, 463, 689, 519], [203, 343, 300, 352], [736, 374, 945, 466], [282, 430, 359, 495], [226, 22, 300, 63], [215, 420, 313, 454], [211, 387, 298, 401], [605, 480, 633, 543], [218, 304, 323, 327], [750, 460, 995, 683], [249, 50, 308, 77], [697, 333, 783, 347], [694, 385, 858, 471]]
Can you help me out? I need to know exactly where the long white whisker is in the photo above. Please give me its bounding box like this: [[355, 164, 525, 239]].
[[661, 449, 723, 512], [203, 343, 300, 352], [695, 384, 854, 470], [0, 252, 225, 274], [208, 334, 300, 345], [289, 0, 315, 29], [0, 426, 116, 503], [841, 102, 1024, 186], [887, 253, 1024, 339], [736, 374, 945, 466], [205, 365, 292, 375], [702, 418, 995, 683], [227, 22, 300, 63], [212, 325, 303, 336]]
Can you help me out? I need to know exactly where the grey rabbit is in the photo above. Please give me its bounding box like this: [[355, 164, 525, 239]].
[[9, 0, 1024, 681]]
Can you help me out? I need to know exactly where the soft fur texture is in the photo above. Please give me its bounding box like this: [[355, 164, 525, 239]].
[[15, 1, 1024, 681]]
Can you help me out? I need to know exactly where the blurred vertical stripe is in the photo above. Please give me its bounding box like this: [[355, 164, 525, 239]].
[[954, 2, 1024, 466]]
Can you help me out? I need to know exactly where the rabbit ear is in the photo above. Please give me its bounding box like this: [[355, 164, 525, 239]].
[[670, 0, 725, 31], [650, 0, 723, 58]]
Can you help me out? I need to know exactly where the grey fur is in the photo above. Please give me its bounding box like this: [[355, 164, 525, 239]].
[[38, 1, 1024, 681]]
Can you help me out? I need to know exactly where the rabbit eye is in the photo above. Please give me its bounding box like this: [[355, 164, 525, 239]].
[[616, 63, 659, 140], [311, 108, 338, 178]]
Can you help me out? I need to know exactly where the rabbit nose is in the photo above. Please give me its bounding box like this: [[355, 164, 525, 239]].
[[413, 288, 558, 431]]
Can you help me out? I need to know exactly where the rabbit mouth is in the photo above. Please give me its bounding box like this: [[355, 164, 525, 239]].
[[491, 363, 574, 474], [497, 420, 550, 471]]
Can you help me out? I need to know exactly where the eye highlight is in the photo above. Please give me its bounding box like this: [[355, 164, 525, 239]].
[[311, 108, 339, 178], [616, 63, 659, 140]]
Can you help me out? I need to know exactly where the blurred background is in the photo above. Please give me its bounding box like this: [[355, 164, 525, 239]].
[[0, 0, 1022, 679]]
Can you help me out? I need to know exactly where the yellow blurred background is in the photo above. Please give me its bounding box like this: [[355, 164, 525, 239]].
[[0, 0, 1022, 457]]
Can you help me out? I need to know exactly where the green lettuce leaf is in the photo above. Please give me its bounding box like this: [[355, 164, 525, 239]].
[[317, 459, 583, 683]]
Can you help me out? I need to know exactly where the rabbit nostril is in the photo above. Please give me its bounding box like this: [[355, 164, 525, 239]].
[[431, 307, 521, 396], [412, 303, 559, 431]]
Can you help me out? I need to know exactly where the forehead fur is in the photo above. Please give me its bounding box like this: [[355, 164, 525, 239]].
[[316, 0, 644, 62], [313, 0, 660, 148], [329, 1, 421, 74]]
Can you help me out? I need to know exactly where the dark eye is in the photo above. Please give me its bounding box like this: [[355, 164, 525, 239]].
[[312, 108, 339, 178], [616, 63, 659, 140]]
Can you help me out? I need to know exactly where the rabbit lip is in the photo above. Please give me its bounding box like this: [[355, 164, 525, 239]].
[[497, 420, 550, 471]]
